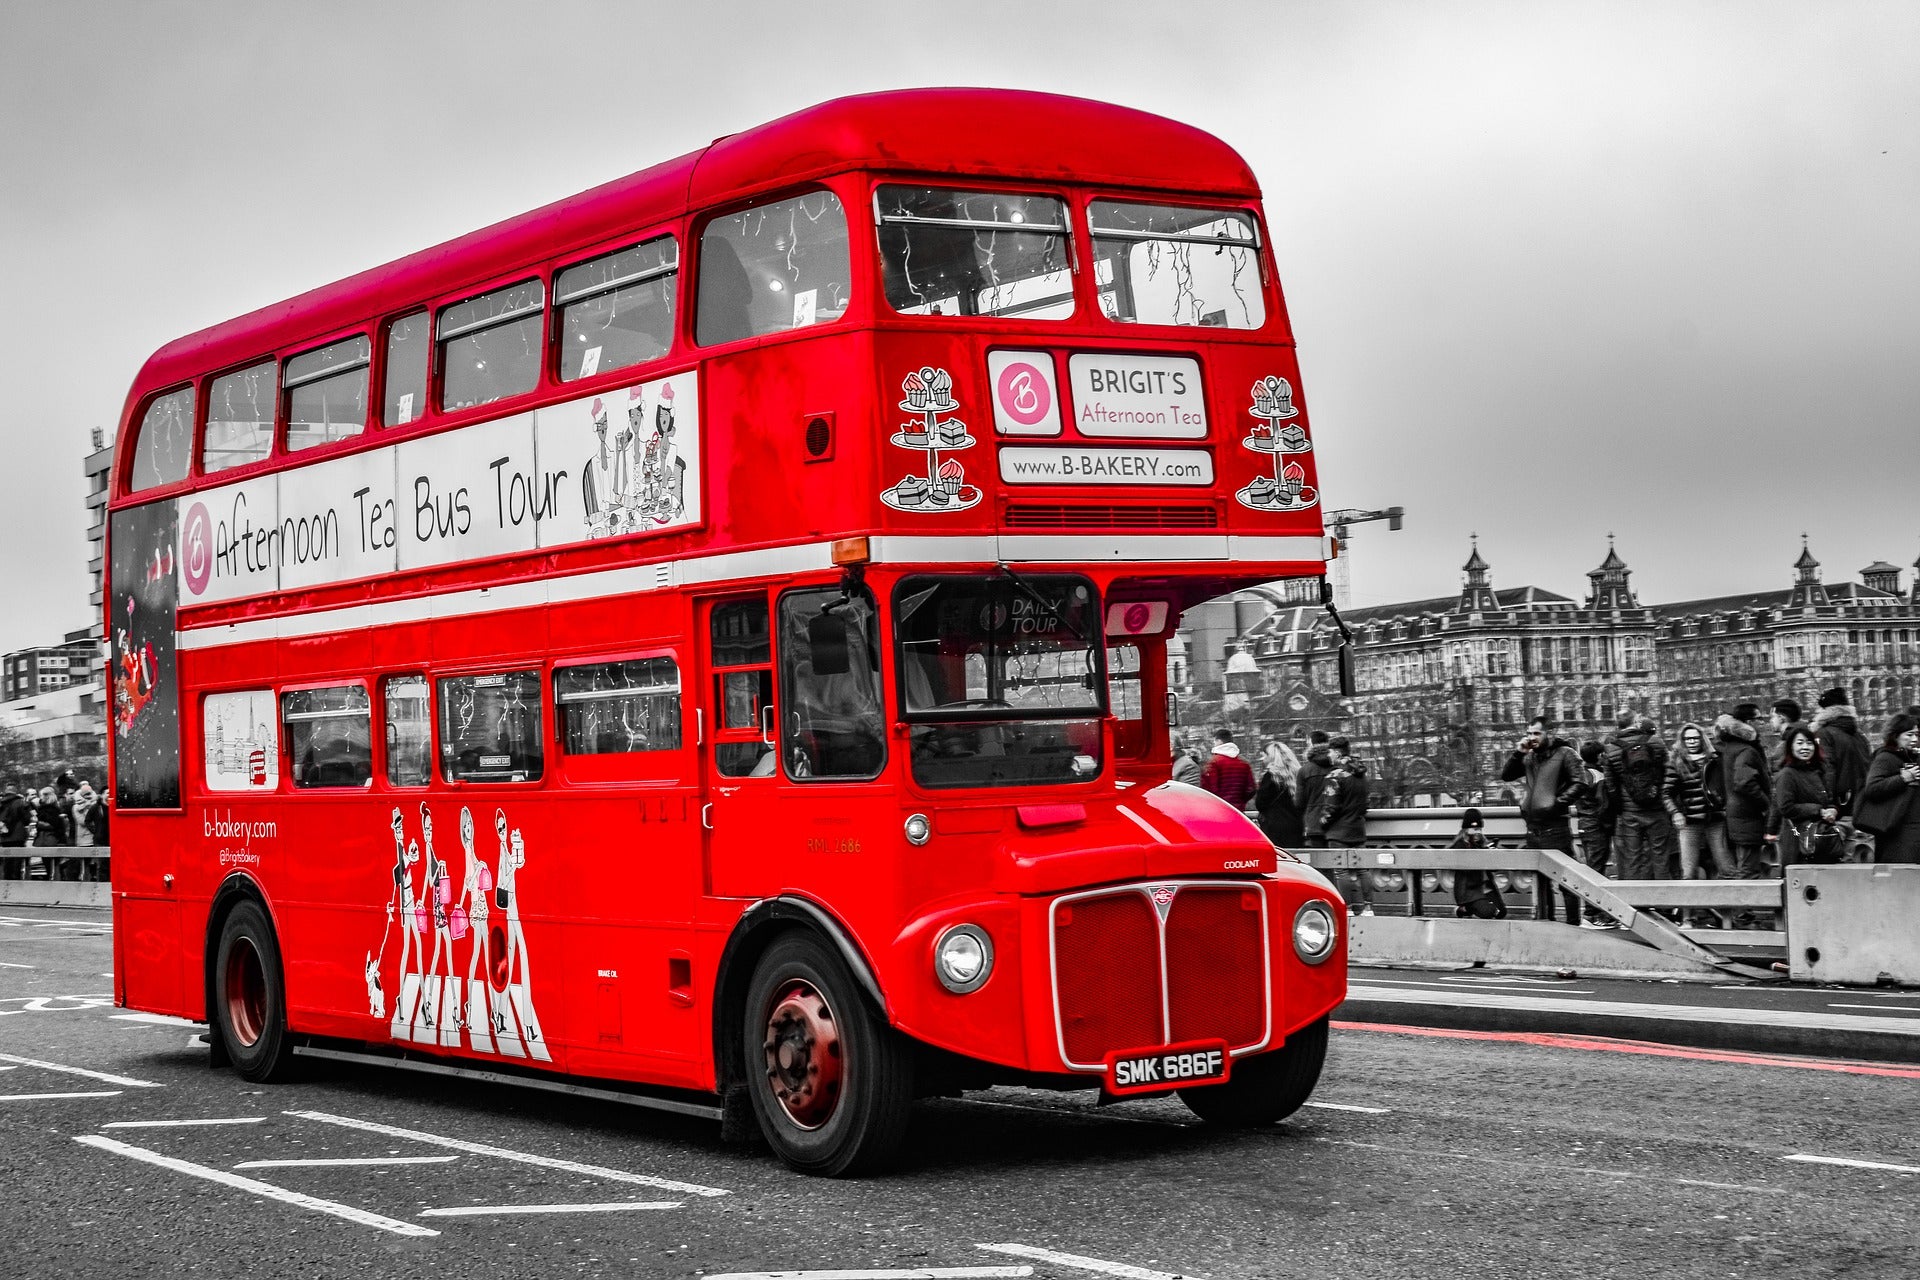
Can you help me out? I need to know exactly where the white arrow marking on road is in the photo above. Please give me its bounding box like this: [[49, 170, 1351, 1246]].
[[977, 1244, 1203, 1279], [708, 1270, 1032, 1279], [419, 1201, 681, 1216], [73, 1136, 438, 1237], [238, 1156, 459, 1168], [103, 1117, 267, 1129], [0, 1052, 162, 1087], [1785, 1153, 1920, 1174], [286, 1110, 730, 1196], [0, 1090, 122, 1101]]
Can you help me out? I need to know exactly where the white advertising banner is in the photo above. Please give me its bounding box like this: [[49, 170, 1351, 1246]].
[[173, 371, 702, 604], [177, 474, 280, 605], [532, 370, 700, 547], [998, 446, 1214, 486], [395, 413, 541, 570], [276, 447, 399, 590], [1067, 353, 1207, 439]]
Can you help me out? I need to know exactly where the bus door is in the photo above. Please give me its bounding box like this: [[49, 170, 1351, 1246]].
[[698, 594, 780, 897]]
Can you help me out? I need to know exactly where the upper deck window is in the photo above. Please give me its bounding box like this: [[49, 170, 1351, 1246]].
[[284, 334, 370, 453], [439, 280, 544, 412], [203, 361, 278, 474], [129, 386, 194, 491], [876, 186, 1073, 320], [1088, 201, 1265, 330], [696, 191, 849, 346], [555, 236, 678, 381], [383, 311, 429, 425]]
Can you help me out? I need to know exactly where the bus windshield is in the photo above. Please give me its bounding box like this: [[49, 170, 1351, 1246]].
[[894, 574, 1104, 789]]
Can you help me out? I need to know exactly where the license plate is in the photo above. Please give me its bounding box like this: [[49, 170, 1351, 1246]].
[[1103, 1039, 1230, 1096]]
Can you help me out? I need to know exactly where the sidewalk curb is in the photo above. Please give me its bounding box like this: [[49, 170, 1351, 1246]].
[[1338, 992, 1920, 1065]]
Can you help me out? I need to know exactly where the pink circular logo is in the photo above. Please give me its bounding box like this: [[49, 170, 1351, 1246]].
[[182, 502, 212, 596], [1123, 603, 1151, 633], [995, 360, 1052, 427]]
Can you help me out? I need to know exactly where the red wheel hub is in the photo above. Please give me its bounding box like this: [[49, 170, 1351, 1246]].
[[224, 937, 267, 1048], [762, 980, 843, 1129]]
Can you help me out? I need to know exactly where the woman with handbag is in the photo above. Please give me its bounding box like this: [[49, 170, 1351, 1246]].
[[1774, 725, 1844, 866], [1857, 714, 1920, 864]]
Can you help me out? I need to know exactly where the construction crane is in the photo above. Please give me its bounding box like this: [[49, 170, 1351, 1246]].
[[1324, 506, 1404, 609]]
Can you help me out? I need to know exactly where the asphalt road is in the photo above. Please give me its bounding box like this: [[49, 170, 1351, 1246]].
[[2, 904, 1917, 1279]]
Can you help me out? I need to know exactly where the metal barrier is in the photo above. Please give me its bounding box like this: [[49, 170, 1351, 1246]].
[[0, 848, 110, 907]]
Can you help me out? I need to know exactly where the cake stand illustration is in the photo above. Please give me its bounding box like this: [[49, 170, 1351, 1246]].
[[880, 366, 981, 513], [1234, 374, 1318, 511]]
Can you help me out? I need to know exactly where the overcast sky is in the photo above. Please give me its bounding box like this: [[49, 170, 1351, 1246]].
[[1, 1, 1914, 653]]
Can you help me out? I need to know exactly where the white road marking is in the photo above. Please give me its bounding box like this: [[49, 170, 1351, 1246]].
[[0, 1090, 122, 1101], [111, 1013, 206, 1027], [0, 915, 106, 927], [0, 1052, 162, 1087], [103, 1117, 267, 1129], [74, 1135, 437, 1237], [710, 1270, 1033, 1279], [1303, 1101, 1391, 1114], [1362, 977, 1596, 995], [1316, 1137, 1790, 1195], [419, 1201, 680, 1216], [1785, 1153, 1920, 1175], [0, 961, 34, 969], [237, 1156, 459, 1168], [286, 1110, 730, 1196], [1827, 1004, 1920, 1015], [978, 1244, 1198, 1279], [1345, 983, 1920, 1036]]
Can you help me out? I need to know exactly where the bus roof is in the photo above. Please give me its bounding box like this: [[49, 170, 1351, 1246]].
[[129, 89, 1258, 402]]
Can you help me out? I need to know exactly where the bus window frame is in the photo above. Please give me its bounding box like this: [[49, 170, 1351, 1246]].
[[432, 664, 549, 790], [689, 179, 866, 356], [432, 273, 552, 422], [868, 179, 1080, 324], [199, 356, 283, 480], [1074, 192, 1279, 336], [379, 671, 436, 791], [280, 329, 374, 459], [774, 582, 887, 784], [549, 229, 683, 387], [125, 381, 201, 497], [380, 309, 432, 430], [549, 647, 690, 787], [277, 677, 376, 792]]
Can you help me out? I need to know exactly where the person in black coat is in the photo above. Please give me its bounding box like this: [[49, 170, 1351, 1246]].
[[1252, 741, 1305, 848], [1715, 710, 1772, 878], [1811, 688, 1874, 814], [1774, 725, 1840, 867], [1858, 715, 1920, 865]]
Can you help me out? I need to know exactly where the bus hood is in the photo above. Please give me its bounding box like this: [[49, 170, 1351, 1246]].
[[990, 781, 1277, 895]]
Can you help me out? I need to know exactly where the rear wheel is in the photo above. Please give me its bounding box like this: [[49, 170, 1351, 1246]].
[[742, 931, 913, 1176], [1179, 1016, 1328, 1126], [214, 900, 295, 1083]]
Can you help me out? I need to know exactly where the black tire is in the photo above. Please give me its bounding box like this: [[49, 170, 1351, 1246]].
[[742, 930, 913, 1176], [213, 900, 296, 1083], [1179, 1015, 1329, 1127]]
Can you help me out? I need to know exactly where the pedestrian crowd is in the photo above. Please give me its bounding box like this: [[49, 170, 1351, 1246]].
[[1172, 685, 1920, 924], [0, 766, 109, 881]]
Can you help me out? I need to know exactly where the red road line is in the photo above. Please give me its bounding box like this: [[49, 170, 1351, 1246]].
[[1333, 1020, 1920, 1080]]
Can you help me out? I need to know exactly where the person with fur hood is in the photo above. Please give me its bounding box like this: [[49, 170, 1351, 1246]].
[[1669, 722, 1734, 926], [1715, 704, 1774, 883], [1198, 729, 1257, 811], [1857, 714, 1920, 864], [1811, 687, 1873, 815]]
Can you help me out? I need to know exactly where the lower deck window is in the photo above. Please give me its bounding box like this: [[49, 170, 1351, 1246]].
[[282, 685, 372, 788], [554, 657, 681, 755], [439, 671, 543, 782]]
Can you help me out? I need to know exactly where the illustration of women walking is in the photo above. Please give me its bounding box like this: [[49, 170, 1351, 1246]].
[[384, 807, 424, 1039], [416, 803, 461, 1047], [456, 806, 499, 1054], [495, 809, 550, 1061]]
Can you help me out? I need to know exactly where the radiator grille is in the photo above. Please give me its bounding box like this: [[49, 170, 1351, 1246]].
[[1053, 892, 1163, 1067], [1004, 503, 1219, 530], [1052, 883, 1269, 1069]]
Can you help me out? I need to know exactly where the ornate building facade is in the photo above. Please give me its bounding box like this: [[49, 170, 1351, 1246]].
[[1181, 540, 1920, 804]]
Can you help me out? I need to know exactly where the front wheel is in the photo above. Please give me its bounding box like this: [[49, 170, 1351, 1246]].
[[213, 900, 296, 1082], [742, 931, 913, 1176], [1179, 1016, 1329, 1126]]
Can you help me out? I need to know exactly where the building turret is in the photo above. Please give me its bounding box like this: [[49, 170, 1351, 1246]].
[[1584, 535, 1639, 610], [1787, 536, 1828, 608], [1457, 537, 1500, 613], [1912, 552, 1920, 607], [1861, 561, 1902, 597]]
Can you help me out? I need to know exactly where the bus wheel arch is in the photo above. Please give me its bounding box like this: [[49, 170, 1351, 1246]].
[[203, 875, 292, 1079], [712, 898, 889, 1134]]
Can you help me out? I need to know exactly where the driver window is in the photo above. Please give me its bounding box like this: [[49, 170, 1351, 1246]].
[[710, 597, 775, 777], [778, 587, 884, 781]]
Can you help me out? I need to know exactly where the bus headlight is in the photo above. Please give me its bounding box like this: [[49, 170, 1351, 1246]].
[[903, 813, 931, 846], [933, 924, 993, 993], [1293, 900, 1338, 965]]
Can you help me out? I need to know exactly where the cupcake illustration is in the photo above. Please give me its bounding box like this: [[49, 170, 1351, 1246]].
[[1250, 375, 1298, 421], [924, 368, 958, 412], [938, 458, 964, 497], [902, 370, 930, 412], [1281, 461, 1305, 501]]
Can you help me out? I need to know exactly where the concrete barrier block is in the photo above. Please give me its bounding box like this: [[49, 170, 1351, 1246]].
[[0, 881, 110, 908], [1787, 865, 1920, 986], [1350, 915, 1726, 979]]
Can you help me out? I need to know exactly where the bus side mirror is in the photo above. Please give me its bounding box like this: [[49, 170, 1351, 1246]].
[[809, 611, 851, 676], [1338, 644, 1357, 698]]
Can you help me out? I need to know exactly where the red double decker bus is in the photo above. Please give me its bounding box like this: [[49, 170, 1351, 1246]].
[[106, 89, 1346, 1175]]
